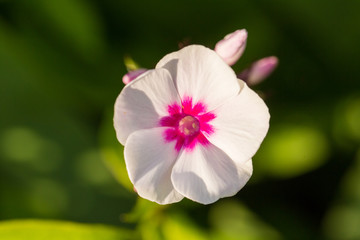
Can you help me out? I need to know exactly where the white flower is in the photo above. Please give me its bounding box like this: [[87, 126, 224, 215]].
[[114, 45, 270, 205]]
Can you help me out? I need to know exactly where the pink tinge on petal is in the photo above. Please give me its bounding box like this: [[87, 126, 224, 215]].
[[159, 97, 215, 152], [215, 29, 248, 66], [181, 97, 207, 115], [199, 120, 215, 136], [122, 68, 148, 85], [167, 103, 182, 115]]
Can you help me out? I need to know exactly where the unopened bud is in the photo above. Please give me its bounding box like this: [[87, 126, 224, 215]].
[[215, 29, 248, 66], [122, 69, 148, 85], [238, 56, 278, 86]]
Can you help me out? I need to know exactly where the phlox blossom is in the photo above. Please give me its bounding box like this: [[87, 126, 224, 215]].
[[114, 45, 270, 204]]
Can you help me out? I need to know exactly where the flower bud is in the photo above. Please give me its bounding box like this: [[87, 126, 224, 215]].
[[122, 68, 148, 85], [238, 56, 278, 86], [215, 29, 248, 66]]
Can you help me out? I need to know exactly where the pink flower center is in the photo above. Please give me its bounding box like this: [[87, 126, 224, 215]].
[[159, 97, 216, 152]]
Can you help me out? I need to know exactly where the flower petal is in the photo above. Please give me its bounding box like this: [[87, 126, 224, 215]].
[[114, 68, 181, 145], [156, 45, 240, 111], [171, 143, 253, 204], [208, 80, 270, 165], [155, 50, 180, 84], [124, 128, 184, 204]]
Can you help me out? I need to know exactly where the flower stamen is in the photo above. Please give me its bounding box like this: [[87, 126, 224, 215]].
[[178, 116, 200, 136]]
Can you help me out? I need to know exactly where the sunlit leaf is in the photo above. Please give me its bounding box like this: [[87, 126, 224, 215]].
[[254, 125, 329, 178], [124, 56, 141, 72], [161, 213, 208, 240], [0, 220, 136, 240]]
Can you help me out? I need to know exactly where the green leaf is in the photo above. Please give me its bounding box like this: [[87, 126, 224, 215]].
[[209, 200, 282, 240], [333, 96, 360, 149], [124, 56, 141, 72], [0, 220, 136, 240], [323, 149, 360, 240], [18, 0, 104, 61]]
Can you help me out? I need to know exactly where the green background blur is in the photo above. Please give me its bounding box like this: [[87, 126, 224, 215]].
[[1, 0, 360, 239]]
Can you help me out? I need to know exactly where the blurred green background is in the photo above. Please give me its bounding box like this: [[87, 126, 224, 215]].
[[1, 0, 360, 239]]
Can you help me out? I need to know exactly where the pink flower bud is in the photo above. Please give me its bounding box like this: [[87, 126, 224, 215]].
[[215, 29, 248, 66], [122, 68, 148, 85], [238, 56, 278, 86]]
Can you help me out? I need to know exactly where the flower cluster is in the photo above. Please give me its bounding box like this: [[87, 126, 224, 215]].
[[114, 30, 272, 204], [123, 29, 278, 86]]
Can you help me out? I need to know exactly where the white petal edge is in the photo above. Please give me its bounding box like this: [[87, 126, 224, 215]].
[[156, 49, 179, 81], [207, 80, 270, 165], [171, 143, 253, 204], [124, 127, 184, 204], [114, 68, 181, 145], [157, 45, 240, 111]]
